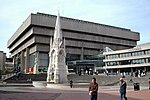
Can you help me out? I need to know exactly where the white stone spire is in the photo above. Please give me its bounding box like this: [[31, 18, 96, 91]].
[[53, 12, 62, 46], [47, 12, 68, 84]]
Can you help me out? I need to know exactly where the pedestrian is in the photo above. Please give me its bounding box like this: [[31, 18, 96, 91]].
[[148, 78, 150, 90], [89, 77, 98, 100], [70, 80, 73, 88], [120, 78, 127, 100]]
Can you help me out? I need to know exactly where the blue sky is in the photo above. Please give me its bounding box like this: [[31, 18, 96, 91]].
[[0, 0, 150, 56]]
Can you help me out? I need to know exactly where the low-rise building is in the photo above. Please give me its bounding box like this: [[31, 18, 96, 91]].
[[5, 58, 14, 72], [103, 43, 150, 76], [0, 51, 6, 71]]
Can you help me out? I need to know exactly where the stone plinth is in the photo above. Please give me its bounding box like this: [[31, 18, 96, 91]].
[[32, 81, 70, 88], [47, 83, 69, 88], [32, 81, 47, 87]]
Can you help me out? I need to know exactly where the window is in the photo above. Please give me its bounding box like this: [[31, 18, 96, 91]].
[[146, 58, 150, 63], [145, 50, 150, 55], [66, 53, 81, 61], [132, 59, 145, 64], [39, 53, 49, 67], [29, 53, 35, 67]]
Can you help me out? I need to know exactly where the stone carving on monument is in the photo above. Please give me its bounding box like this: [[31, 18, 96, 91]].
[[47, 12, 68, 84], [33, 52, 39, 74]]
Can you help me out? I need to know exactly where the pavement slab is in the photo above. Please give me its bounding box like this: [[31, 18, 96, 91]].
[[0, 86, 149, 100]]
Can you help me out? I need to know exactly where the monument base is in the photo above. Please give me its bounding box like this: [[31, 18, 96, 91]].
[[32, 81, 47, 87], [32, 81, 69, 88], [47, 83, 69, 88]]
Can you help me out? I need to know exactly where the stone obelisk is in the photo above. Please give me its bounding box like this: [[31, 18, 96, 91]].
[[47, 13, 68, 84]]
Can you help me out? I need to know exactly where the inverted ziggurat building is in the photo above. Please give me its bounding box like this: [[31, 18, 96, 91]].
[[7, 12, 140, 74]]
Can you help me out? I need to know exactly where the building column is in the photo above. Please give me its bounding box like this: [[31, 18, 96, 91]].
[[117, 69, 121, 75], [16, 54, 20, 68], [81, 47, 84, 60], [21, 51, 25, 73], [144, 67, 147, 75], [131, 68, 133, 76], [25, 48, 29, 73], [80, 41, 84, 60], [144, 67, 147, 71], [12, 56, 15, 70], [13, 55, 17, 68]]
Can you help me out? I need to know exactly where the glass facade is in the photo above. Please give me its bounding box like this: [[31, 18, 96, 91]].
[[66, 53, 81, 61], [39, 53, 49, 67], [106, 49, 150, 60], [28, 52, 49, 69], [29, 53, 35, 67]]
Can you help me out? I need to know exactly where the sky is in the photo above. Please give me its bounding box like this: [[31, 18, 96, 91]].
[[0, 0, 150, 57]]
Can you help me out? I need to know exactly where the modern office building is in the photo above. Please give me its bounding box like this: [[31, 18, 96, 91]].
[[7, 12, 140, 73], [103, 43, 150, 75]]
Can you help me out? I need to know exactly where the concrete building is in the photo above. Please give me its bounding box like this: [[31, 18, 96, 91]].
[[103, 43, 150, 76], [7, 12, 140, 73], [5, 58, 13, 72], [0, 51, 6, 71]]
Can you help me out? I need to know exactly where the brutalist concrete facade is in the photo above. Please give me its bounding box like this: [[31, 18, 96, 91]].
[[7, 12, 140, 73]]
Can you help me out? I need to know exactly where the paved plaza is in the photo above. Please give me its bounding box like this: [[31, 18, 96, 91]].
[[0, 85, 149, 100]]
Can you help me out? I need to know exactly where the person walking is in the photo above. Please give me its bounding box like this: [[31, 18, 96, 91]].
[[89, 77, 98, 100], [70, 80, 73, 88], [120, 78, 127, 100]]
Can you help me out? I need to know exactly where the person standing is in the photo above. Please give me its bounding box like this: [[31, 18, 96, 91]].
[[148, 78, 150, 90], [89, 77, 98, 100], [70, 80, 73, 88], [120, 78, 127, 100]]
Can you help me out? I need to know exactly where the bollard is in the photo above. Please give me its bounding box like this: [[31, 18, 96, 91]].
[[133, 83, 140, 91]]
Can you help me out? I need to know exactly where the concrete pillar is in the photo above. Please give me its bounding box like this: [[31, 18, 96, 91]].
[[25, 48, 29, 73], [80, 41, 84, 60], [13, 56, 16, 68], [21, 51, 25, 73], [117, 69, 121, 75], [12, 56, 15, 69], [111, 69, 113, 73], [144, 67, 147, 71], [16, 54, 20, 68], [81, 47, 84, 60], [131, 68, 133, 76], [144, 67, 147, 75]]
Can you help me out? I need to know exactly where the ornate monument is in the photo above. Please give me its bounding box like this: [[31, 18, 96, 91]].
[[47, 12, 68, 84], [33, 52, 39, 74]]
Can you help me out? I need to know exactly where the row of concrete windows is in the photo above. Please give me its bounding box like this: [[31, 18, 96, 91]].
[[106, 49, 150, 59], [106, 58, 150, 66], [64, 31, 136, 46], [28, 53, 94, 68], [66, 54, 97, 61]]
